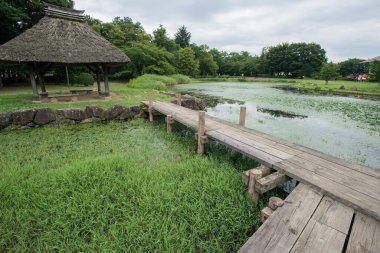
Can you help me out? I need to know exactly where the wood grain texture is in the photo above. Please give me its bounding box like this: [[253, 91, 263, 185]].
[[346, 212, 380, 253], [238, 184, 323, 253]]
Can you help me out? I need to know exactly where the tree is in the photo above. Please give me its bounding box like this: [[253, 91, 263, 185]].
[[338, 58, 364, 77], [175, 26, 191, 48], [0, 0, 74, 44], [319, 62, 340, 84], [369, 61, 380, 83], [176, 47, 199, 76], [262, 43, 327, 77], [153, 24, 178, 52]]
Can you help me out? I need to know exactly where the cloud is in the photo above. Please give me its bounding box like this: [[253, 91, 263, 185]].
[[75, 0, 380, 62]]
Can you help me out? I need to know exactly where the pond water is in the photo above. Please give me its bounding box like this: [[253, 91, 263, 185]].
[[176, 82, 380, 169]]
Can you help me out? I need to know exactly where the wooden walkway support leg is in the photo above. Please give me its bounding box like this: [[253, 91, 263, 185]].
[[248, 170, 264, 205], [166, 115, 174, 133], [102, 64, 110, 96], [29, 65, 39, 100], [239, 106, 246, 126], [148, 97, 153, 122], [177, 94, 182, 106], [197, 111, 206, 155]]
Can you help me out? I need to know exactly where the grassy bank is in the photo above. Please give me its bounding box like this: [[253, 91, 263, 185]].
[[0, 83, 171, 113], [0, 119, 280, 252], [193, 77, 380, 97]]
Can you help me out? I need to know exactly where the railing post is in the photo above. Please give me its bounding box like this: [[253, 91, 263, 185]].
[[166, 115, 174, 133], [148, 96, 153, 122], [239, 106, 246, 126], [177, 94, 182, 106], [197, 111, 206, 155]]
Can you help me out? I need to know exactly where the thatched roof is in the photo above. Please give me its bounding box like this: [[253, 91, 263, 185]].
[[361, 56, 380, 63], [0, 4, 130, 65]]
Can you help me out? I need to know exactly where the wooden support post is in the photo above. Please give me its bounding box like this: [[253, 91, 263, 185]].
[[242, 165, 272, 185], [255, 172, 289, 194], [96, 66, 101, 93], [239, 106, 246, 126], [102, 64, 110, 96], [260, 207, 273, 223], [148, 96, 153, 122], [197, 111, 206, 155], [29, 65, 39, 100], [166, 115, 174, 133], [38, 73, 47, 97], [177, 94, 182, 106], [248, 170, 265, 204]]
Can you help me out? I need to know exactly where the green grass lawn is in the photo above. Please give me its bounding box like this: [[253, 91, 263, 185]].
[[0, 82, 173, 112], [0, 119, 280, 252]]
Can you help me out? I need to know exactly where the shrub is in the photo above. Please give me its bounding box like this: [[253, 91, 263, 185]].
[[73, 73, 95, 85], [170, 74, 191, 84], [128, 74, 178, 90]]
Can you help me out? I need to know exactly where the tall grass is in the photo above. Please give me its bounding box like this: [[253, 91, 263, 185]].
[[128, 74, 191, 90], [0, 119, 280, 252]]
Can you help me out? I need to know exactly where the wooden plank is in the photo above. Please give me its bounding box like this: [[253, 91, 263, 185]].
[[346, 212, 380, 253], [274, 159, 380, 221], [207, 113, 380, 176], [207, 130, 283, 167], [289, 154, 380, 201], [290, 196, 354, 253], [238, 184, 324, 253], [239, 106, 246, 126], [197, 111, 205, 155], [242, 165, 272, 185], [255, 171, 289, 194]]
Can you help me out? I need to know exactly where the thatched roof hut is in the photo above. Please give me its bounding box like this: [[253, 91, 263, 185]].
[[0, 3, 130, 99]]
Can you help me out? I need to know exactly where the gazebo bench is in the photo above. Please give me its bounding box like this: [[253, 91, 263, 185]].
[[69, 89, 94, 94]]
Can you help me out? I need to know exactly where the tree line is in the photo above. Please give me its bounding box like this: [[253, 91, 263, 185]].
[[0, 0, 378, 86]]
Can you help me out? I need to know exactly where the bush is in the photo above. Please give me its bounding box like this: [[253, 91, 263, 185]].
[[128, 74, 178, 90], [73, 73, 95, 85], [170, 74, 191, 84]]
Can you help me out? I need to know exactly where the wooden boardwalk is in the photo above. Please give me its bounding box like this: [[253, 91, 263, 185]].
[[143, 101, 380, 252]]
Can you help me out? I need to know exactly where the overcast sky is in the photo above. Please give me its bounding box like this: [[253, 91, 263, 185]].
[[75, 0, 380, 62]]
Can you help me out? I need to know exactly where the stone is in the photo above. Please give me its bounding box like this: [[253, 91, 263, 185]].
[[85, 105, 104, 118], [56, 118, 76, 125], [119, 106, 141, 120], [34, 108, 56, 125], [260, 207, 273, 223], [102, 104, 124, 120], [181, 98, 197, 109], [12, 109, 36, 125], [57, 108, 86, 121], [0, 112, 12, 129], [350, 86, 358, 91], [339, 85, 345, 90], [268, 197, 284, 210]]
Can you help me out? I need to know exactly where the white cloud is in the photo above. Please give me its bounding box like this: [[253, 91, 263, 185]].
[[75, 0, 380, 61]]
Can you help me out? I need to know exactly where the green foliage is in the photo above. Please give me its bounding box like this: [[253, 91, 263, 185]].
[[176, 47, 200, 76], [192, 45, 218, 76], [0, 0, 74, 44], [175, 26, 191, 48], [153, 24, 178, 52], [338, 58, 365, 77], [262, 43, 327, 77], [318, 62, 340, 84], [0, 120, 262, 252], [128, 74, 178, 90], [72, 73, 95, 85], [369, 61, 380, 83], [170, 74, 192, 84]]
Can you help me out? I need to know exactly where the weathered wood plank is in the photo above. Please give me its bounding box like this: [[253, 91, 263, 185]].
[[290, 196, 354, 253], [242, 165, 272, 185], [346, 212, 380, 253], [238, 184, 323, 253], [274, 159, 380, 221], [255, 171, 289, 194]]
